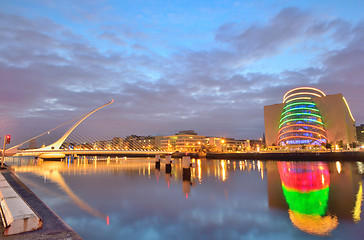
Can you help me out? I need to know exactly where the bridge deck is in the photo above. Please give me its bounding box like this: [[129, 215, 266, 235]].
[[15, 150, 174, 157]]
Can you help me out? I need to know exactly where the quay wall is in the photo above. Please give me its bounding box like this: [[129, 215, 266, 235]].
[[0, 169, 81, 239], [206, 151, 364, 161]]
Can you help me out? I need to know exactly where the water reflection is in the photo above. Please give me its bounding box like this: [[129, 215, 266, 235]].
[[9, 156, 267, 207], [6, 156, 364, 239], [268, 161, 364, 237], [11, 159, 109, 225], [277, 162, 338, 236]]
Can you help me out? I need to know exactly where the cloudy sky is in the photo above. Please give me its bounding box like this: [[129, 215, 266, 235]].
[[1, 0, 364, 146]]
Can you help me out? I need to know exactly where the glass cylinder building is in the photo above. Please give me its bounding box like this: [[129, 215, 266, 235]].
[[264, 86, 356, 148], [277, 87, 328, 146]]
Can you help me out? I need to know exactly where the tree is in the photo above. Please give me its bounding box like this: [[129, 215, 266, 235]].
[[349, 142, 357, 148], [325, 143, 332, 149]]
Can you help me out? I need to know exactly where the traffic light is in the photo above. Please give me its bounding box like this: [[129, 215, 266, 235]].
[[5, 135, 11, 144]]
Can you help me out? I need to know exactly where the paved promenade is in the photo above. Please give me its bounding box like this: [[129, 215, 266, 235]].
[[0, 168, 82, 240]]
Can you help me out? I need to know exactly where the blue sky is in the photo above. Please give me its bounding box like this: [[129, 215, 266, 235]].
[[1, 0, 364, 145]]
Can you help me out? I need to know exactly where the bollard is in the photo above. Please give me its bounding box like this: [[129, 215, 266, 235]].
[[166, 164, 171, 174], [182, 156, 191, 169], [165, 155, 172, 164], [183, 168, 191, 180], [165, 155, 172, 173], [155, 161, 160, 169], [155, 154, 160, 169], [182, 156, 191, 188]]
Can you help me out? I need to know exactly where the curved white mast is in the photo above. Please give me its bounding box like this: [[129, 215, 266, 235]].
[[27, 100, 114, 151]]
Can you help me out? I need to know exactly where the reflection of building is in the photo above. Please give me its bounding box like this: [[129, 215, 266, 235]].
[[267, 161, 363, 236], [264, 87, 356, 148], [277, 162, 338, 236], [328, 162, 362, 222]]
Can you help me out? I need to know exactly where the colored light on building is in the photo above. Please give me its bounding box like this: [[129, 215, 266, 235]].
[[342, 97, 355, 122], [280, 112, 323, 122], [278, 87, 328, 146], [279, 118, 324, 129], [278, 124, 326, 134], [283, 92, 323, 102], [264, 87, 357, 148], [283, 87, 326, 102], [281, 107, 319, 116], [285, 96, 312, 103], [278, 135, 327, 145], [283, 101, 316, 109]]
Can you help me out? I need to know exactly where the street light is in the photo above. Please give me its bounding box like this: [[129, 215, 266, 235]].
[[1, 135, 11, 168]]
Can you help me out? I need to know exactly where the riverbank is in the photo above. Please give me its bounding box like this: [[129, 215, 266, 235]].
[[0, 168, 82, 239], [206, 151, 364, 161]]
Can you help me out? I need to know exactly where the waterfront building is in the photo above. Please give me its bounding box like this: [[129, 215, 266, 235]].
[[264, 87, 356, 149], [204, 137, 223, 152], [221, 138, 250, 152], [161, 130, 207, 152], [356, 124, 364, 144], [249, 139, 263, 151], [161, 130, 250, 153], [93, 140, 110, 150], [124, 135, 159, 150], [161, 135, 177, 151]]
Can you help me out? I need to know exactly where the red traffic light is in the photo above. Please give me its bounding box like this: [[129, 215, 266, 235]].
[[5, 135, 11, 144]]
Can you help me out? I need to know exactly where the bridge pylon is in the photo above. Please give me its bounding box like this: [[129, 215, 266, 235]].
[[20, 100, 114, 155]]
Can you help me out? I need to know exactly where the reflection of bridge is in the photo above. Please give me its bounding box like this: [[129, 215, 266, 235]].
[[10, 100, 172, 159], [12, 161, 109, 225]]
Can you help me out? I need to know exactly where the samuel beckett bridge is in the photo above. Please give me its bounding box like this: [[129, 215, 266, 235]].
[[7, 100, 173, 159]]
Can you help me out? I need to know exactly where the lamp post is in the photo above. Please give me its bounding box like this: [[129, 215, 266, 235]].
[[1, 135, 11, 168]]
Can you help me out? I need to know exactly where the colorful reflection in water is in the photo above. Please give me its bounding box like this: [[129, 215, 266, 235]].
[[278, 161, 338, 236], [4, 157, 364, 239]]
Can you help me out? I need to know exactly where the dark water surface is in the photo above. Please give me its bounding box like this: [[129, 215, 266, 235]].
[[7, 157, 364, 239]]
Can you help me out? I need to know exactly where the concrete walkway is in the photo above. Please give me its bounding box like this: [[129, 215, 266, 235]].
[[0, 168, 82, 240]]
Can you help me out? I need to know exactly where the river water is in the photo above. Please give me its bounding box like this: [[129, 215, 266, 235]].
[[6, 157, 364, 239]]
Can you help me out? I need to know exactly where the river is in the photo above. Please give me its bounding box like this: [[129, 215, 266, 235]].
[[6, 156, 364, 239]]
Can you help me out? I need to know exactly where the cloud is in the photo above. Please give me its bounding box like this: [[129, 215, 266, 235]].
[[215, 8, 325, 64]]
